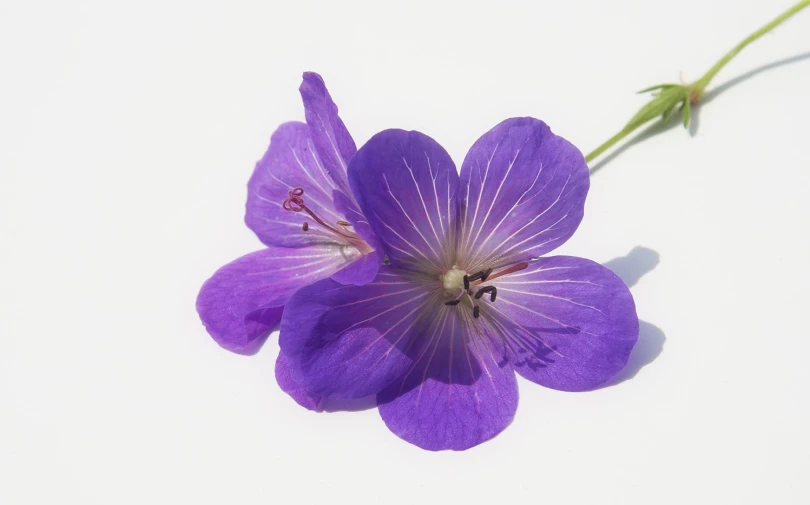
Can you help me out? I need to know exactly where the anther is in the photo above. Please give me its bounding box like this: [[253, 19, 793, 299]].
[[336, 220, 351, 227], [467, 268, 493, 283], [463, 275, 470, 290], [302, 222, 309, 231], [444, 300, 461, 306], [474, 286, 498, 301], [473, 306, 480, 318]]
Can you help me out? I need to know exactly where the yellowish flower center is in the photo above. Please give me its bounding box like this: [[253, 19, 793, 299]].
[[441, 265, 468, 296]]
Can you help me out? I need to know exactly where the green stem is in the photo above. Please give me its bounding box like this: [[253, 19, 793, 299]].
[[584, 0, 810, 164], [693, 0, 810, 95], [584, 126, 635, 163]]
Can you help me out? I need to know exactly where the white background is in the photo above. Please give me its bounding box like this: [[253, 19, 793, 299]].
[[2, 0, 809, 503]]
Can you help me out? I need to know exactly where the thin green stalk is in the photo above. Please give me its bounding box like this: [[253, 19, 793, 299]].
[[584, 126, 635, 163], [692, 0, 810, 96], [584, 0, 810, 164]]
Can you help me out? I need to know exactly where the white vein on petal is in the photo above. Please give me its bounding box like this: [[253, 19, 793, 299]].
[[381, 173, 443, 263], [496, 297, 598, 338], [403, 155, 444, 252], [246, 255, 347, 276], [342, 290, 432, 333], [462, 142, 499, 253], [316, 111, 348, 174], [466, 158, 544, 263], [484, 302, 564, 358], [490, 171, 569, 245], [496, 279, 601, 287], [289, 144, 334, 199], [372, 208, 443, 272], [330, 285, 424, 310], [425, 152, 447, 238], [496, 287, 604, 313], [465, 139, 527, 257]]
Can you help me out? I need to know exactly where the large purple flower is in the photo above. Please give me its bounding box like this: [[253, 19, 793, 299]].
[[280, 118, 639, 450], [196, 73, 382, 407]]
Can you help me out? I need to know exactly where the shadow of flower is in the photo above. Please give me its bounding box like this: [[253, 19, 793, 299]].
[[603, 246, 660, 289], [600, 245, 665, 388], [601, 320, 665, 388]]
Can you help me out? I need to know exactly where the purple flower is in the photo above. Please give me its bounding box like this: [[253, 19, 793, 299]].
[[196, 73, 382, 408], [279, 118, 639, 450]]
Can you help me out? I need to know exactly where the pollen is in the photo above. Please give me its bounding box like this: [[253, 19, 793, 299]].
[[441, 266, 468, 295]]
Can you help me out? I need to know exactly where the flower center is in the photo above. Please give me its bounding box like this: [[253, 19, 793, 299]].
[[440, 262, 528, 318], [282, 187, 373, 254], [441, 266, 468, 294]]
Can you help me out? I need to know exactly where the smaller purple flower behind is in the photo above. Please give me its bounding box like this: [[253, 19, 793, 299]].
[[196, 73, 383, 409], [280, 118, 639, 450]]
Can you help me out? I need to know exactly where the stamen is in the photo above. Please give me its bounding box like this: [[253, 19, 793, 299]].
[[441, 265, 504, 317], [467, 271, 484, 282], [473, 285, 498, 302], [467, 268, 494, 284], [474, 286, 498, 301], [485, 262, 529, 282], [481, 268, 493, 281]]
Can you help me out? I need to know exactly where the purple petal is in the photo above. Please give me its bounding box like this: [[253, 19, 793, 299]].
[[377, 313, 518, 451], [279, 269, 435, 399], [349, 129, 459, 273], [458, 118, 589, 271], [330, 251, 380, 285], [245, 121, 346, 248], [300, 72, 356, 195], [196, 245, 361, 354], [330, 190, 383, 285], [487, 256, 638, 391], [275, 351, 322, 411]]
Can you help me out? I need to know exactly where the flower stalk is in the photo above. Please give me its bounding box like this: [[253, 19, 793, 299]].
[[584, 0, 810, 164]]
